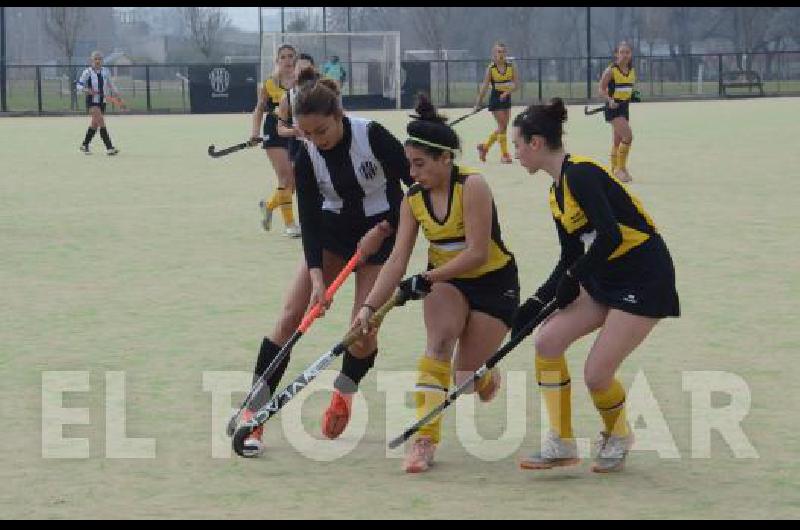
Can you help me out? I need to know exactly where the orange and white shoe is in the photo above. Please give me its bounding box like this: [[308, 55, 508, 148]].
[[476, 143, 488, 162], [477, 369, 502, 402], [240, 409, 265, 458], [404, 436, 437, 473], [321, 390, 352, 439], [500, 153, 513, 164]]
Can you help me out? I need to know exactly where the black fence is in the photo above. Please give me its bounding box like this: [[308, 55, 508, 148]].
[[2, 51, 799, 115]]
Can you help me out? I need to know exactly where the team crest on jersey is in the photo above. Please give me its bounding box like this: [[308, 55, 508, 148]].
[[359, 160, 378, 180]]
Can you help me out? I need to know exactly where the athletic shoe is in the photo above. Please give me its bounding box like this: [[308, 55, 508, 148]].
[[519, 430, 580, 470], [500, 153, 513, 164], [476, 143, 488, 162], [106, 147, 119, 156], [477, 369, 501, 403], [321, 390, 351, 439], [239, 409, 265, 458], [80, 144, 91, 155], [614, 168, 632, 183], [285, 223, 301, 239], [259, 200, 273, 232], [404, 436, 437, 473], [591, 429, 634, 473]]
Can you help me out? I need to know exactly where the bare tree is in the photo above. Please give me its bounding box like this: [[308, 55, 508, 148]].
[[181, 7, 231, 60], [408, 7, 452, 59], [43, 6, 87, 110]]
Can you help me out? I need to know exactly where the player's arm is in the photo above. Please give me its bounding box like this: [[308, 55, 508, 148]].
[[251, 85, 267, 140], [276, 94, 297, 138], [76, 69, 93, 95], [599, 67, 616, 106], [534, 217, 584, 304], [475, 67, 492, 109], [426, 174, 493, 284], [355, 197, 420, 332]]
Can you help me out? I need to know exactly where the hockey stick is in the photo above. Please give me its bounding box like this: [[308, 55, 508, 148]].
[[584, 103, 606, 116], [208, 138, 260, 158], [225, 251, 362, 437], [449, 105, 487, 127], [232, 285, 419, 457], [387, 298, 558, 449]]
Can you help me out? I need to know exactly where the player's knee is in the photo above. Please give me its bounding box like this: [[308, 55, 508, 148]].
[[426, 335, 457, 360], [583, 366, 614, 392], [533, 329, 563, 359]]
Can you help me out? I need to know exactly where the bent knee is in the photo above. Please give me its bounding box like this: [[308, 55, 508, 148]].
[[533, 330, 566, 358]]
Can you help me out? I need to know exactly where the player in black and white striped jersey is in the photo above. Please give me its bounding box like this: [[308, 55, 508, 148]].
[[76, 51, 120, 155]]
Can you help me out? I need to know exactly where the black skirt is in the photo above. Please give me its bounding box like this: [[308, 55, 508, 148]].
[[321, 210, 396, 266], [581, 234, 680, 318], [262, 114, 290, 150], [488, 90, 512, 111], [604, 100, 630, 122]]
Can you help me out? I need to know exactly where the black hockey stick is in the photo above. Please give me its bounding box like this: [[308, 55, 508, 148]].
[[449, 105, 487, 126], [232, 285, 419, 457], [208, 138, 260, 158], [387, 298, 558, 449]]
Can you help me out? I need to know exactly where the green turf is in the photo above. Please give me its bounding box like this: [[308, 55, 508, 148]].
[[1, 99, 799, 519]]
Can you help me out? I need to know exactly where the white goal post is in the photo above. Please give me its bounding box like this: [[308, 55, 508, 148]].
[[260, 31, 402, 109]]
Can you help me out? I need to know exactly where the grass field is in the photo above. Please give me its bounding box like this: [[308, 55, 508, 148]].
[[1, 98, 799, 519]]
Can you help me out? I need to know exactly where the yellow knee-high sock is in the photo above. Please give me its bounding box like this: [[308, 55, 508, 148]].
[[617, 141, 632, 170], [475, 367, 496, 394], [484, 131, 498, 150], [415, 357, 451, 444], [590, 379, 630, 437], [265, 188, 283, 210], [277, 189, 295, 226], [535, 354, 573, 439], [498, 133, 509, 156], [610, 145, 619, 173]]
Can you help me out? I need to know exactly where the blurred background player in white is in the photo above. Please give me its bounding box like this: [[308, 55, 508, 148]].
[[76, 51, 120, 155], [276, 53, 318, 160], [475, 42, 519, 164], [322, 55, 347, 91], [251, 44, 301, 238]]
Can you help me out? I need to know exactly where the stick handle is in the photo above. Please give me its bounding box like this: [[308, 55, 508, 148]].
[[298, 250, 362, 333]]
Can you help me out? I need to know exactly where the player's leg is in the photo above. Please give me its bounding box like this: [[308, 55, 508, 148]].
[[265, 147, 300, 237], [496, 109, 512, 163], [321, 259, 383, 439], [452, 311, 509, 402], [404, 283, 469, 473], [585, 309, 658, 473], [96, 105, 117, 155], [519, 288, 608, 470], [81, 106, 101, 153], [477, 107, 501, 162], [613, 116, 633, 181]]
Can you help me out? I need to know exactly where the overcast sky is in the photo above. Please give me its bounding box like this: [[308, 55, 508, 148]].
[[225, 7, 260, 31]]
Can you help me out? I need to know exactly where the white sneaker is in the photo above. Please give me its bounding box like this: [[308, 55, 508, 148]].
[[80, 144, 91, 155], [285, 223, 301, 238], [519, 430, 580, 470], [259, 200, 273, 232], [106, 147, 119, 156], [592, 428, 634, 473]]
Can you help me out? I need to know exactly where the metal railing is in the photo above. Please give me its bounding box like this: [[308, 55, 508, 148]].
[[2, 51, 799, 114]]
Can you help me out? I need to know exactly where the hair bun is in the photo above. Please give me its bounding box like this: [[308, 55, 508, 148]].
[[547, 97, 568, 123], [413, 93, 447, 124], [297, 66, 319, 85]]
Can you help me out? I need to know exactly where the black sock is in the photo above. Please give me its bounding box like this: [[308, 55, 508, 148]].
[[83, 127, 97, 146], [248, 337, 289, 411], [99, 127, 113, 149], [334, 349, 378, 393]]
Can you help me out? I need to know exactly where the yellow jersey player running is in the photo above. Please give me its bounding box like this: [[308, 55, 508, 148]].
[[475, 42, 519, 164], [598, 41, 636, 182]]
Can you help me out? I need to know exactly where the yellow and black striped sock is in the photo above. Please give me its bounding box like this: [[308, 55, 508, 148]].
[[617, 141, 632, 171], [415, 357, 450, 444], [535, 354, 573, 439], [484, 131, 498, 150], [590, 379, 630, 437], [498, 133, 509, 156]]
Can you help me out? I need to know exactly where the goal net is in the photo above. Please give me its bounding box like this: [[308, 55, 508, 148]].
[[260, 32, 401, 109]]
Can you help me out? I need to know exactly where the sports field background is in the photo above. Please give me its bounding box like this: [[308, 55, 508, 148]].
[[1, 98, 799, 518]]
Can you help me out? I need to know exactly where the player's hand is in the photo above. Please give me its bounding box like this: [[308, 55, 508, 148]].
[[308, 276, 331, 317], [511, 296, 545, 338], [607, 99, 618, 109], [249, 135, 261, 147], [352, 305, 380, 338], [397, 273, 432, 305], [500, 92, 510, 101]]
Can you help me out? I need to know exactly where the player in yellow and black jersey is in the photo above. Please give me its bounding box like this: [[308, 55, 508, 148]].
[[599, 41, 637, 182], [354, 95, 520, 474], [250, 44, 301, 237], [475, 42, 519, 164], [511, 98, 679, 474]]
